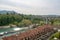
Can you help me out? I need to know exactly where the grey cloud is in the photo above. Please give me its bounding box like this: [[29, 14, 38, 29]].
[[0, 0, 60, 15]]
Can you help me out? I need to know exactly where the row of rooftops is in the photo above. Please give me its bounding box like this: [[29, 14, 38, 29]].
[[2, 24, 55, 40]]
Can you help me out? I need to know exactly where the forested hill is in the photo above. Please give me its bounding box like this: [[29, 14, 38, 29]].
[[0, 10, 60, 27], [0, 10, 17, 14]]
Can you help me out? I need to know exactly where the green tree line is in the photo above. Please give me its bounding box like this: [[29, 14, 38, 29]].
[[0, 13, 45, 27], [0, 12, 60, 27]]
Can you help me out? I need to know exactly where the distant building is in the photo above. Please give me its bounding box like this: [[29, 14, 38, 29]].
[[0, 26, 10, 28], [10, 25, 17, 28], [0, 25, 17, 28]]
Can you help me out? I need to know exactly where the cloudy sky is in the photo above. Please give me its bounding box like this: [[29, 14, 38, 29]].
[[0, 0, 60, 15]]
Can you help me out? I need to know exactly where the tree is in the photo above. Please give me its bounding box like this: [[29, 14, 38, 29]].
[[17, 19, 32, 27]]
